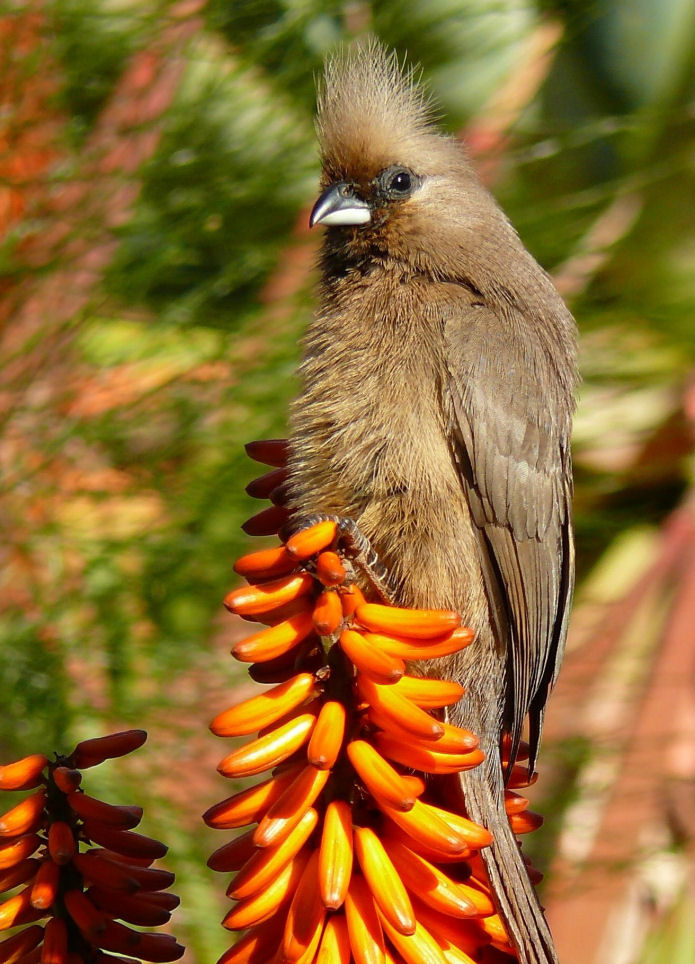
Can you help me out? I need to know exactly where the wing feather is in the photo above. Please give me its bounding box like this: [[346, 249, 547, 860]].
[[443, 296, 574, 771]]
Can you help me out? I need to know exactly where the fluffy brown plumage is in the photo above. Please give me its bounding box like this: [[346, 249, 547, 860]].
[[288, 40, 577, 964]]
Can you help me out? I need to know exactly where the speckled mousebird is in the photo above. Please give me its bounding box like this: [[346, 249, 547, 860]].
[[287, 41, 577, 964]]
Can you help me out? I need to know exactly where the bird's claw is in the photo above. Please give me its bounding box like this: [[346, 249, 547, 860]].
[[280, 512, 394, 603]]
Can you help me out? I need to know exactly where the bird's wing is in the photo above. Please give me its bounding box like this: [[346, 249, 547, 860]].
[[442, 293, 574, 772]]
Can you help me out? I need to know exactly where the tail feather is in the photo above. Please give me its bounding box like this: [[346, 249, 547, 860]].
[[452, 762, 559, 964]]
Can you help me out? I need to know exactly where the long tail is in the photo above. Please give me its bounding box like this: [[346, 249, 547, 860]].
[[452, 759, 559, 964]]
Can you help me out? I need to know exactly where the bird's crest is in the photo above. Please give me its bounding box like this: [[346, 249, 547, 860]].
[[316, 39, 437, 181]]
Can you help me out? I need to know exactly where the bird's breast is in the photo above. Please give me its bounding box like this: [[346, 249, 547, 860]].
[[288, 272, 488, 626]]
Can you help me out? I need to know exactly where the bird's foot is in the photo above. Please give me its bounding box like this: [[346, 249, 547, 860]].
[[280, 512, 394, 603]]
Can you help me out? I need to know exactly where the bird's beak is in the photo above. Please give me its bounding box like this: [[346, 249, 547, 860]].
[[309, 182, 371, 228]]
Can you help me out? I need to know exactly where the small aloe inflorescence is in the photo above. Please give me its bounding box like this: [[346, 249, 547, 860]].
[[206, 440, 545, 964], [0, 730, 183, 964]]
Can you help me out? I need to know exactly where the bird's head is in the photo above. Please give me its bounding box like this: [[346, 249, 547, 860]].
[[310, 40, 493, 274]]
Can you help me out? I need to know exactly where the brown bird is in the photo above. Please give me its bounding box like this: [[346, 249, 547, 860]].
[[287, 41, 577, 964]]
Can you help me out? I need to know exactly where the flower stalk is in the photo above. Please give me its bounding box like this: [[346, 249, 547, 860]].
[[206, 440, 548, 964]]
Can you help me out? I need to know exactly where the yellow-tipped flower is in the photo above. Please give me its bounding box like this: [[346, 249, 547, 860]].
[[318, 801, 353, 911], [208, 445, 550, 964], [353, 826, 415, 935]]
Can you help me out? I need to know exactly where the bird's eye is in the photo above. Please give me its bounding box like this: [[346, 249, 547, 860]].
[[389, 171, 412, 193], [377, 166, 418, 201]]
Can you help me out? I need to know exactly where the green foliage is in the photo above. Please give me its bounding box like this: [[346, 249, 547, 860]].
[[48, 0, 139, 139], [205, 0, 346, 111], [0, 618, 73, 755], [108, 48, 316, 325], [373, 0, 537, 125]]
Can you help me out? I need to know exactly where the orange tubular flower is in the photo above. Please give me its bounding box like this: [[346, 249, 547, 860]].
[[313, 590, 344, 636], [318, 801, 353, 911], [0, 756, 48, 792], [210, 673, 318, 737], [315, 551, 347, 587], [339, 629, 405, 684], [234, 544, 296, 580], [253, 766, 330, 848], [353, 826, 415, 935], [229, 808, 319, 900], [208, 442, 550, 964], [0, 733, 183, 963], [307, 701, 347, 770], [287, 521, 338, 559]]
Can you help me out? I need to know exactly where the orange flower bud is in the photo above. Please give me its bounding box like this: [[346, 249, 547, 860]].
[[357, 677, 443, 740], [234, 545, 295, 580], [253, 766, 329, 849], [315, 551, 346, 587], [72, 730, 147, 769], [346, 741, 415, 813], [48, 822, 76, 865], [211, 673, 317, 737], [378, 911, 447, 964], [316, 916, 351, 964], [391, 676, 464, 709], [363, 628, 474, 660], [374, 732, 485, 775], [318, 800, 353, 910], [30, 858, 59, 909], [340, 584, 366, 618], [203, 765, 303, 830], [286, 521, 338, 560], [339, 630, 404, 684], [51, 767, 81, 794], [225, 573, 315, 617], [222, 851, 309, 931], [67, 792, 142, 829], [509, 810, 543, 835], [216, 922, 283, 964], [355, 603, 460, 640], [0, 886, 40, 931], [504, 790, 530, 815], [282, 850, 326, 962], [0, 835, 41, 870], [0, 791, 45, 838], [354, 826, 415, 936], [387, 838, 486, 918], [232, 609, 316, 663], [229, 808, 317, 900], [378, 800, 470, 857], [217, 711, 317, 779], [307, 701, 347, 770], [0, 755, 47, 792], [245, 439, 289, 468], [312, 590, 343, 636], [344, 876, 385, 964], [477, 914, 513, 952]]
